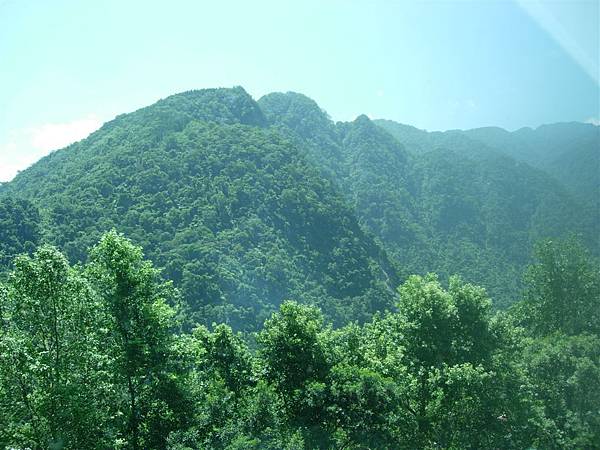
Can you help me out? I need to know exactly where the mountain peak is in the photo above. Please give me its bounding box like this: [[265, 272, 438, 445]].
[[106, 86, 266, 133], [353, 114, 371, 124], [155, 86, 266, 127], [258, 91, 333, 138]]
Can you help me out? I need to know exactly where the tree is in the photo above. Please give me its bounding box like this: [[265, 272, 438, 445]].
[[519, 238, 600, 336], [326, 364, 400, 448], [523, 333, 600, 449], [385, 274, 538, 448], [258, 301, 332, 445], [510, 239, 600, 448], [0, 246, 113, 449], [88, 230, 178, 450]]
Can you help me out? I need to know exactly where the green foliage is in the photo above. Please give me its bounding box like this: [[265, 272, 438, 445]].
[[507, 238, 600, 449], [326, 364, 400, 448], [0, 197, 42, 269], [382, 275, 541, 448], [517, 238, 600, 335], [1, 233, 598, 448], [259, 302, 330, 397], [87, 230, 181, 450], [0, 246, 114, 449], [523, 334, 600, 449]]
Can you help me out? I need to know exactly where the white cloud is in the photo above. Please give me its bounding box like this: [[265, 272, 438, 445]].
[[0, 142, 21, 183], [29, 116, 102, 152], [585, 117, 599, 126], [0, 115, 102, 182]]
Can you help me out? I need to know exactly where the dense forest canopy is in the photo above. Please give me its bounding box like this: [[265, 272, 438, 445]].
[[1, 88, 596, 320], [0, 87, 598, 448], [0, 232, 598, 448]]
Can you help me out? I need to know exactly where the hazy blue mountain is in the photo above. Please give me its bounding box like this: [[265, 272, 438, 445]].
[[261, 95, 592, 307], [465, 122, 599, 204], [377, 119, 599, 218]]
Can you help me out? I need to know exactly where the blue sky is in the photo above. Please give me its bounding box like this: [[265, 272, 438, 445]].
[[0, 0, 598, 181]]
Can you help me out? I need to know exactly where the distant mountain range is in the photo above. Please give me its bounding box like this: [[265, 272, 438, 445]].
[[377, 119, 599, 210], [1, 87, 597, 327]]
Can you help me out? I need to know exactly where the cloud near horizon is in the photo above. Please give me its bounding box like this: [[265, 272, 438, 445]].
[[0, 115, 102, 182]]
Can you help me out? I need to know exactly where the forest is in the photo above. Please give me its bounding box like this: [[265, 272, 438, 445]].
[[0, 87, 599, 449]]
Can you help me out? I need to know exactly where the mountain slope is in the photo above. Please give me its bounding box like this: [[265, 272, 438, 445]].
[[0, 198, 42, 268], [2, 88, 594, 318], [463, 122, 599, 206], [376, 118, 598, 243], [261, 94, 592, 307], [2, 88, 397, 329], [375, 120, 599, 201]]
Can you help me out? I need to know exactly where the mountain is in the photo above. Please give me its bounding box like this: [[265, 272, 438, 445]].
[[1, 87, 397, 330], [378, 118, 599, 250], [1, 88, 595, 322], [374, 119, 499, 159], [260, 94, 592, 307], [377, 119, 599, 228], [464, 122, 599, 201]]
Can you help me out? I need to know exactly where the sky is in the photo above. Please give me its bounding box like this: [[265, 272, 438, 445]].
[[0, 0, 598, 182]]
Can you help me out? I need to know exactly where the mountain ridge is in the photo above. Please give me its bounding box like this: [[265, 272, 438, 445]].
[[1, 87, 596, 321], [2, 88, 400, 329]]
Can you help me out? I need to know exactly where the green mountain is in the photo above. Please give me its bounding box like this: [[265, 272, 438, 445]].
[[1, 88, 397, 329], [0, 88, 594, 321], [260, 94, 591, 307], [378, 119, 599, 232], [375, 119, 500, 159], [464, 123, 599, 226]]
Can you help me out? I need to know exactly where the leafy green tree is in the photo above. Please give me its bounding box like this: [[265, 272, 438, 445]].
[[0, 246, 113, 449], [365, 274, 542, 448], [511, 238, 600, 448], [518, 238, 600, 335], [326, 364, 400, 448], [203, 324, 255, 395], [258, 302, 329, 395], [166, 324, 302, 449], [258, 301, 332, 445], [523, 334, 600, 449], [88, 230, 178, 450]]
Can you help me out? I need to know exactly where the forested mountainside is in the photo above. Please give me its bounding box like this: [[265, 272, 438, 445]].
[[0, 197, 42, 263], [0, 87, 599, 449], [464, 123, 599, 225], [377, 119, 600, 237], [260, 92, 593, 307], [0, 87, 596, 319], [0, 88, 397, 330]]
